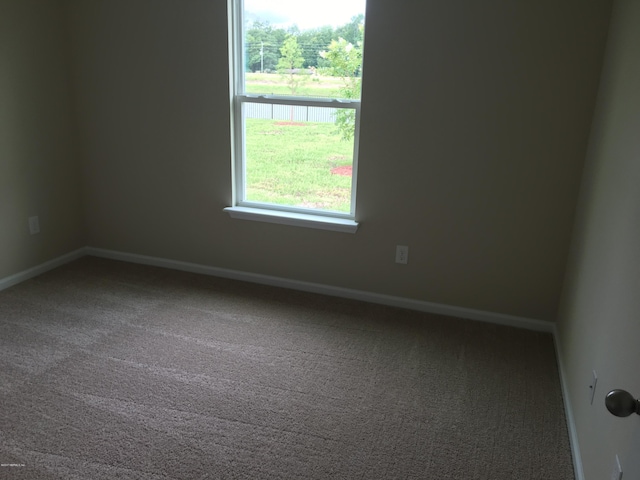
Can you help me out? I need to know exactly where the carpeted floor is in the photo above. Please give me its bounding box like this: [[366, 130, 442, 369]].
[[0, 257, 574, 479]]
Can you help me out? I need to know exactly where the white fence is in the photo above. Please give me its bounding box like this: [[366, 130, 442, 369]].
[[245, 103, 337, 123]]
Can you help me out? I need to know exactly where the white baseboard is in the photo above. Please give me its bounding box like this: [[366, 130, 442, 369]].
[[84, 247, 554, 333], [553, 327, 584, 480], [0, 246, 557, 336], [0, 248, 87, 293]]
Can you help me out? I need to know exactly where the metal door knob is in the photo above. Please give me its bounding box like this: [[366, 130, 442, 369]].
[[605, 389, 640, 417]]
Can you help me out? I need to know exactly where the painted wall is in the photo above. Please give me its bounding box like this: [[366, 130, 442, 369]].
[[65, 0, 611, 321], [0, 0, 83, 279], [557, 0, 640, 478]]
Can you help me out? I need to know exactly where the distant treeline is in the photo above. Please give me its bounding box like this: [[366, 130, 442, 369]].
[[245, 14, 364, 72]]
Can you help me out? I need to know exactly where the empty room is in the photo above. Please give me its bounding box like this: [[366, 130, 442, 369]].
[[1, 0, 638, 478]]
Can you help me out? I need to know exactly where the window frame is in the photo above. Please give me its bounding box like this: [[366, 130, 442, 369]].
[[226, 0, 362, 232]]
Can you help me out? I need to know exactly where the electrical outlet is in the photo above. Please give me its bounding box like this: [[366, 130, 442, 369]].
[[28, 216, 40, 235], [395, 245, 408, 264], [589, 370, 598, 405], [611, 454, 622, 480]]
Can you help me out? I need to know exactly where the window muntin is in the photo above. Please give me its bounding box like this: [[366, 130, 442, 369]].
[[231, 0, 365, 220]]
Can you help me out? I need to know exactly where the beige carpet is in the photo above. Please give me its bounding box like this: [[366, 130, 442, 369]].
[[0, 257, 574, 479]]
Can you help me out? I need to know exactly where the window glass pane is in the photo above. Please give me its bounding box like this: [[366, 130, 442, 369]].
[[243, 102, 356, 213], [242, 0, 366, 100]]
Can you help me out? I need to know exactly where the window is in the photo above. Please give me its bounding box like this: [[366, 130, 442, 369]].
[[225, 0, 366, 232]]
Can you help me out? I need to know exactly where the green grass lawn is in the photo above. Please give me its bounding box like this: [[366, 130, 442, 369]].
[[245, 118, 354, 213], [245, 72, 346, 98]]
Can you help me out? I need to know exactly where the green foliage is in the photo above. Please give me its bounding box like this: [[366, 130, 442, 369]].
[[244, 16, 365, 72], [297, 26, 334, 68], [320, 38, 363, 93], [320, 25, 364, 141], [334, 14, 365, 46], [245, 21, 286, 72], [277, 35, 307, 96]]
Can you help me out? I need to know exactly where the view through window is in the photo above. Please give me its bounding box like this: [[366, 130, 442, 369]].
[[231, 0, 366, 218]]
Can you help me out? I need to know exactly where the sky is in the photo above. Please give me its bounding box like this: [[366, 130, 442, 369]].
[[244, 0, 366, 30]]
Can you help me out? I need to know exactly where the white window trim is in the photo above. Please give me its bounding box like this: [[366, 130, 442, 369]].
[[223, 206, 358, 233], [226, 0, 362, 233]]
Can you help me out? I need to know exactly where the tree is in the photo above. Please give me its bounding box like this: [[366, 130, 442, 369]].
[[277, 35, 308, 122], [277, 35, 307, 95], [246, 21, 287, 72], [334, 14, 365, 46], [297, 26, 334, 68], [320, 27, 364, 140]]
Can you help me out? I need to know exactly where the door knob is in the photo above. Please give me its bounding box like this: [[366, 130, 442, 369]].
[[605, 389, 640, 417]]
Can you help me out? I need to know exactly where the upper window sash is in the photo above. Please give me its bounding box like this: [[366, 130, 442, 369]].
[[230, 0, 364, 102]]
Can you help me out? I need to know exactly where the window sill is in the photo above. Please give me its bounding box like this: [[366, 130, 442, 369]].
[[223, 206, 359, 233]]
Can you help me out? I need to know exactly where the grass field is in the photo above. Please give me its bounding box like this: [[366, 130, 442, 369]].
[[245, 72, 346, 98], [245, 118, 354, 213], [242, 73, 356, 213]]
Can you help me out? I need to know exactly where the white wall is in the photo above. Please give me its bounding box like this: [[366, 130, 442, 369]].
[[557, 0, 640, 478], [65, 0, 610, 321], [0, 0, 84, 279]]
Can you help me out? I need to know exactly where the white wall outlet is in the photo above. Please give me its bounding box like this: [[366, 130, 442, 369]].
[[28, 216, 40, 235], [589, 370, 598, 405], [611, 454, 623, 480], [395, 245, 408, 264]]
